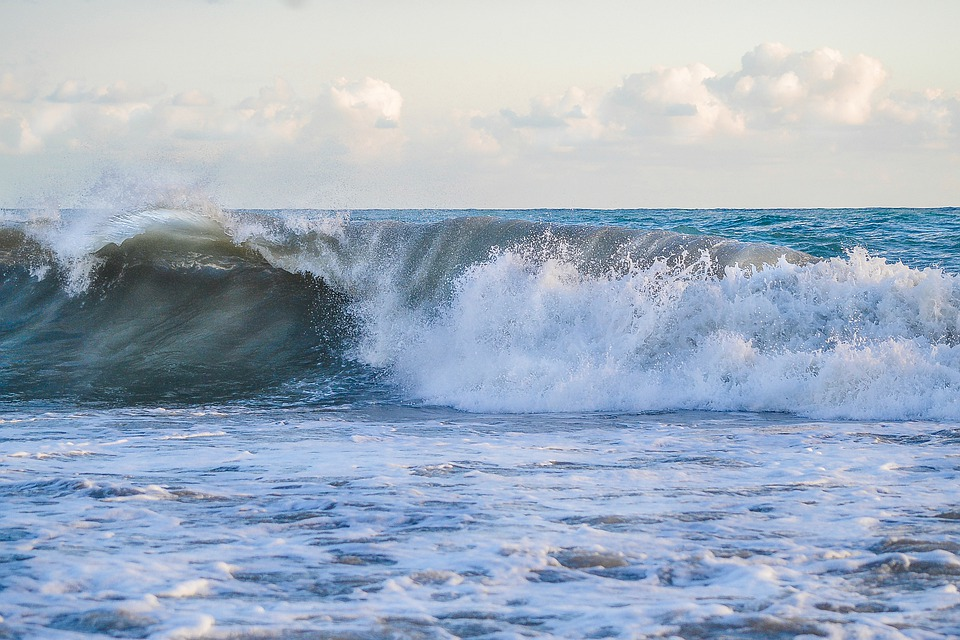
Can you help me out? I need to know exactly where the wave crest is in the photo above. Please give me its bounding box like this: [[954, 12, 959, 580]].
[[372, 246, 959, 419]]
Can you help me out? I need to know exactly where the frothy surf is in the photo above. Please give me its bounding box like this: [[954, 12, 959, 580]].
[[1, 206, 958, 419]]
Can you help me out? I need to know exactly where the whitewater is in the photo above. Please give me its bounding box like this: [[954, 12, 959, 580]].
[[1, 205, 959, 639]]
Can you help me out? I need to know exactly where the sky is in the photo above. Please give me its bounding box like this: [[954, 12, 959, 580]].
[[1, 0, 959, 209]]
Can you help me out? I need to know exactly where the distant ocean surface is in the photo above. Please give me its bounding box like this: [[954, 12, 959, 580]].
[[1, 206, 959, 639]]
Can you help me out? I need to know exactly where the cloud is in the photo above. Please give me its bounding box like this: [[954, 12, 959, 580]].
[[48, 80, 93, 103], [718, 43, 888, 126], [94, 81, 166, 104], [0, 74, 406, 160], [47, 80, 165, 105], [0, 112, 40, 153], [877, 88, 960, 147], [430, 42, 960, 208], [0, 43, 942, 165], [461, 87, 607, 159], [235, 78, 308, 143], [331, 77, 403, 128], [607, 62, 745, 139], [0, 42, 956, 207], [325, 77, 405, 158], [461, 42, 955, 163]]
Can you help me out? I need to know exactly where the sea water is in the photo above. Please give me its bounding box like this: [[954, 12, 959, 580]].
[[1, 206, 958, 639]]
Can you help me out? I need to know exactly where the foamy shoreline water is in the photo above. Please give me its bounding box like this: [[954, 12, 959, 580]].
[[2, 407, 959, 639]]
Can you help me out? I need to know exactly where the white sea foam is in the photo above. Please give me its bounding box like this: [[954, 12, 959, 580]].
[[2, 408, 959, 638], [350, 246, 960, 420]]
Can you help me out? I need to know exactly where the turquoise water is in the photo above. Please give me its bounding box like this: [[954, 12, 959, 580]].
[[341, 207, 960, 271]]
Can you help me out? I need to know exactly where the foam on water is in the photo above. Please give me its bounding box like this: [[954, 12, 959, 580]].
[[1, 408, 959, 638], [358, 246, 960, 419]]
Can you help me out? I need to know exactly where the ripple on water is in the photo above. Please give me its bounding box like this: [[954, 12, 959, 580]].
[[859, 551, 960, 589], [47, 609, 156, 639], [673, 614, 828, 640], [869, 537, 960, 554]]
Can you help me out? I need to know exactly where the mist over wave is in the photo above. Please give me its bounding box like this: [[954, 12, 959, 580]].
[[1, 204, 958, 419]]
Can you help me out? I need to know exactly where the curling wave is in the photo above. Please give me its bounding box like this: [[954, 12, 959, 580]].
[[1, 206, 958, 419]]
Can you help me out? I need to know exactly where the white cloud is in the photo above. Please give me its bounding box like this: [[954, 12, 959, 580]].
[[0, 101, 76, 154], [462, 42, 947, 160], [0, 42, 956, 207], [48, 80, 93, 103], [0, 74, 406, 160], [606, 62, 745, 139], [236, 78, 308, 143], [47, 79, 165, 105], [428, 42, 960, 208], [28, 103, 75, 143], [327, 77, 405, 158], [460, 87, 607, 160], [718, 43, 888, 126], [876, 88, 960, 149], [0, 44, 939, 165], [331, 77, 403, 128], [93, 80, 165, 104], [0, 112, 40, 153]]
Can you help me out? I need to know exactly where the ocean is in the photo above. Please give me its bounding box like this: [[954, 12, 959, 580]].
[[1, 205, 959, 639]]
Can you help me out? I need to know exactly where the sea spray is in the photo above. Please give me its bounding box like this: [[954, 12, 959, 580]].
[[362, 245, 960, 418]]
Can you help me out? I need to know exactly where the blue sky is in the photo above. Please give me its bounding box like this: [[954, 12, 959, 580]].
[[1, 0, 959, 208]]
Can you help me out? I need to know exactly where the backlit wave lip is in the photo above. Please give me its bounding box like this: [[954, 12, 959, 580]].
[[1, 206, 958, 420]]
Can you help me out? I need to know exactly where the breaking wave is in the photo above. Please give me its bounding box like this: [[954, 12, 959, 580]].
[[1, 205, 958, 419]]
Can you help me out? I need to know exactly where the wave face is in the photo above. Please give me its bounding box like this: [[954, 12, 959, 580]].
[[2, 207, 959, 419], [0, 209, 356, 404]]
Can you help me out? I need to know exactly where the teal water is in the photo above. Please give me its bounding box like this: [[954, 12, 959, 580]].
[[336, 207, 960, 271]]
